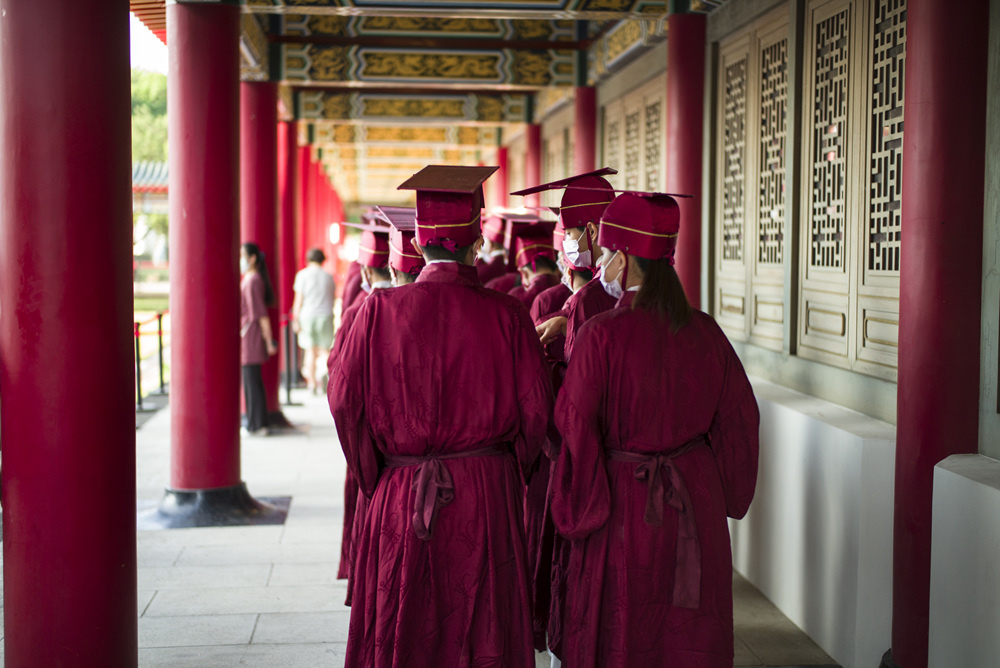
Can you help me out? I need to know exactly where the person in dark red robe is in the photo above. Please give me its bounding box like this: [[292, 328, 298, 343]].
[[507, 217, 560, 311], [515, 169, 619, 364], [476, 213, 510, 285], [511, 169, 619, 660], [340, 262, 363, 317], [551, 192, 760, 667], [330, 165, 553, 667], [329, 223, 392, 583]]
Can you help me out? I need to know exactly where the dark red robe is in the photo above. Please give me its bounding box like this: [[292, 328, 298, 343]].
[[523, 281, 571, 650], [329, 295, 366, 583], [562, 276, 618, 362], [476, 252, 508, 285], [551, 293, 760, 667], [485, 271, 520, 295], [329, 262, 554, 667], [509, 273, 560, 312], [341, 263, 363, 316]]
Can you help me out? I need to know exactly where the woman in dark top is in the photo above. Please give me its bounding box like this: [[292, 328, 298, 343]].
[[240, 242, 277, 436]]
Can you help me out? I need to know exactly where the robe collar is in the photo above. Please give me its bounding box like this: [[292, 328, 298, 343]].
[[415, 261, 482, 287], [616, 290, 637, 309]]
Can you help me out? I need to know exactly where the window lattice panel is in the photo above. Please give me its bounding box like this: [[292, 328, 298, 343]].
[[722, 57, 747, 262], [606, 120, 621, 173], [624, 111, 641, 190], [644, 101, 662, 190], [868, 0, 905, 273], [810, 9, 850, 270], [758, 39, 788, 266]]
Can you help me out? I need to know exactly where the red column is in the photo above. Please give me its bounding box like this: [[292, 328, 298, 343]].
[[0, 1, 137, 665], [665, 13, 705, 309], [277, 121, 298, 324], [240, 82, 287, 425], [296, 145, 311, 270], [574, 86, 597, 174], [493, 146, 510, 210], [168, 3, 241, 490], [525, 123, 542, 207], [889, 2, 989, 667]]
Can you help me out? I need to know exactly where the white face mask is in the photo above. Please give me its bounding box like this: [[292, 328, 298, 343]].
[[562, 235, 592, 268], [239, 257, 248, 275], [599, 254, 624, 299], [360, 271, 372, 294]]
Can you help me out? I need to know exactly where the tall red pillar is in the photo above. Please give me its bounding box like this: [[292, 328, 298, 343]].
[[887, 2, 990, 667], [574, 86, 597, 174], [167, 2, 259, 509], [493, 146, 510, 210], [278, 122, 298, 321], [296, 145, 311, 270], [525, 123, 542, 207], [665, 13, 705, 309], [240, 82, 288, 426], [0, 2, 137, 664]]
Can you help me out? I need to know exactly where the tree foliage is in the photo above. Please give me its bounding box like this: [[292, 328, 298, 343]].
[[131, 69, 168, 162]]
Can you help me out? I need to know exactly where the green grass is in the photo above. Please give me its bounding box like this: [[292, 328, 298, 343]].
[[134, 296, 169, 314]]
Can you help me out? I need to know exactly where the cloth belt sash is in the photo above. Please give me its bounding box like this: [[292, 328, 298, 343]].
[[606, 434, 710, 609], [384, 445, 507, 541]]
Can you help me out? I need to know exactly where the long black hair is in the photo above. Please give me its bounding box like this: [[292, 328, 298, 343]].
[[632, 256, 692, 332], [243, 242, 276, 307]]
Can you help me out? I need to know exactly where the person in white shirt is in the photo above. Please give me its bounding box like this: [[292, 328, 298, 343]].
[[292, 248, 337, 394]]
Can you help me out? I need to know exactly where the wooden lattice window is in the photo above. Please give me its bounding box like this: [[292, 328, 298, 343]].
[[644, 101, 662, 191], [721, 58, 747, 263], [624, 111, 641, 190], [757, 39, 787, 267], [606, 119, 621, 173]]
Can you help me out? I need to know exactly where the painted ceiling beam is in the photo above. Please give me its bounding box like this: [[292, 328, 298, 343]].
[[297, 90, 529, 124]]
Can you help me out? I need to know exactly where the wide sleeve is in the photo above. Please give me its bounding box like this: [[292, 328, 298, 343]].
[[708, 329, 761, 519], [511, 302, 554, 483], [328, 301, 382, 498], [551, 320, 611, 540]]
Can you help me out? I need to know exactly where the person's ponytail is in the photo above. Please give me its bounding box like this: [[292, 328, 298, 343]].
[[243, 242, 277, 308], [632, 256, 691, 332]]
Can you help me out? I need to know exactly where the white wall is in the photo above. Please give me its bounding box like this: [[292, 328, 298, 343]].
[[928, 454, 1000, 667], [730, 378, 896, 668]]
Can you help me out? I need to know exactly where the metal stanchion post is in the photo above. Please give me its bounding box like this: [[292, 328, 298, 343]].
[[155, 312, 167, 395], [282, 319, 302, 407]]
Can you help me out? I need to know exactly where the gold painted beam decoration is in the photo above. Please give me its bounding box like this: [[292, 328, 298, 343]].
[[283, 43, 574, 88], [245, 0, 671, 21], [589, 16, 666, 80], [240, 14, 270, 82], [280, 14, 577, 42], [298, 90, 528, 124]]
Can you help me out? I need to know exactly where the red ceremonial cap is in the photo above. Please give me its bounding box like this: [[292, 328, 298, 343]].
[[594, 191, 686, 262], [510, 167, 618, 230], [397, 165, 498, 250], [374, 206, 425, 275], [343, 219, 391, 268], [481, 213, 506, 244], [504, 214, 557, 271]]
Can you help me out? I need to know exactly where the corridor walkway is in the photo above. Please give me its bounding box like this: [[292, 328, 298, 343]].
[[76, 387, 835, 666]]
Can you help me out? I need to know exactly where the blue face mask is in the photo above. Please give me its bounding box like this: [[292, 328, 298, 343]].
[[240, 257, 248, 275]]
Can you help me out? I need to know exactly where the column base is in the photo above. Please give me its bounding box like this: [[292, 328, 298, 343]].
[[141, 482, 290, 529], [267, 410, 294, 430], [880, 649, 901, 668]]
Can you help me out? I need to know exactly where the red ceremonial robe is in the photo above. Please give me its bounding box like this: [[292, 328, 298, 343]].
[[509, 273, 560, 311], [341, 263, 363, 316], [485, 271, 520, 294], [477, 252, 509, 285], [551, 292, 760, 667], [329, 262, 554, 668], [562, 276, 618, 362], [329, 293, 367, 583], [523, 280, 571, 650]]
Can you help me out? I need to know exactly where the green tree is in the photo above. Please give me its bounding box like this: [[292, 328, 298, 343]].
[[131, 69, 168, 237], [131, 69, 168, 162]]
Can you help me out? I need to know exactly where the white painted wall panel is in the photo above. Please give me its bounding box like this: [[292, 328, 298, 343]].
[[929, 454, 1000, 667], [730, 378, 895, 668]]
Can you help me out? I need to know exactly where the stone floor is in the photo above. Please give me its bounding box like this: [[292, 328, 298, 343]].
[[11, 386, 840, 666]]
